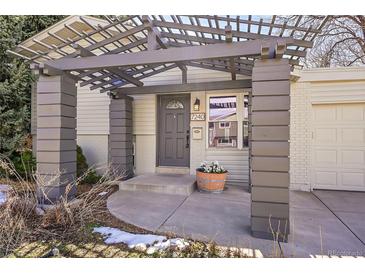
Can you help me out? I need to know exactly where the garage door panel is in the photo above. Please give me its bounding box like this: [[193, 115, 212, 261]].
[[314, 149, 337, 166], [341, 128, 364, 144], [314, 171, 337, 186], [341, 172, 365, 187], [315, 128, 337, 143], [312, 103, 365, 191], [341, 150, 364, 166], [314, 105, 337, 122], [340, 104, 365, 121]]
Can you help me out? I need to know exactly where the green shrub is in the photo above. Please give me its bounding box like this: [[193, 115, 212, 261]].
[[0, 150, 36, 179], [1, 146, 101, 184], [77, 145, 101, 185]]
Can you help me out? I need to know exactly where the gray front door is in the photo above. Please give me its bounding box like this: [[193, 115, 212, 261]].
[[158, 94, 190, 167]]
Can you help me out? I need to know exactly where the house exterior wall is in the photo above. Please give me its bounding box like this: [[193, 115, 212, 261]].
[[132, 94, 157, 174], [31, 83, 111, 174], [132, 67, 250, 185], [290, 81, 312, 191], [31, 66, 365, 190], [290, 67, 365, 191]]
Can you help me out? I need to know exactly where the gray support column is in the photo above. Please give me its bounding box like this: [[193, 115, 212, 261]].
[[247, 89, 252, 193], [109, 96, 134, 179], [36, 74, 77, 204], [250, 59, 290, 241]]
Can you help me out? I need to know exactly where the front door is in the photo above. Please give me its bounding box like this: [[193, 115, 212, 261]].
[[158, 94, 190, 167]]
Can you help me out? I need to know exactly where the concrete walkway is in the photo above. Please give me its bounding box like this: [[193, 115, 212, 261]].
[[107, 186, 365, 257]]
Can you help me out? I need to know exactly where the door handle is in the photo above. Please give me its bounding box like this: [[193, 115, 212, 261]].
[[186, 130, 190, 148]]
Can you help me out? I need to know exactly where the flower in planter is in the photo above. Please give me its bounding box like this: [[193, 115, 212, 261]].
[[197, 161, 227, 174]]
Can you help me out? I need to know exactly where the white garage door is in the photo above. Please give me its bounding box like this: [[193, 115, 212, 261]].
[[312, 103, 365, 191]]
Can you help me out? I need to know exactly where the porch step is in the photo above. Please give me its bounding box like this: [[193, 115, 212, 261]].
[[119, 174, 196, 196], [156, 166, 190, 175]]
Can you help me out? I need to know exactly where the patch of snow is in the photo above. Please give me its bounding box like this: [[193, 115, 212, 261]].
[[98, 191, 108, 196], [134, 243, 147, 252], [93, 227, 166, 248], [0, 184, 10, 192], [146, 246, 158, 254], [93, 226, 189, 252], [0, 192, 6, 205]]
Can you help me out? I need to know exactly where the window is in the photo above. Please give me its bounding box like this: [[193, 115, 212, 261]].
[[219, 122, 231, 129], [166, 99, 184, 109], [243, 121, 249, 147], [209, 96, 237, 121], [208, 96, 237, 148], [243, 95, 249, 147], [208, 94, 249, 149], [244, 95, 249, 119]]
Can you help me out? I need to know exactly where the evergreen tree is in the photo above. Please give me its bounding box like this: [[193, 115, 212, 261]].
[[0, 16, 64, 156]]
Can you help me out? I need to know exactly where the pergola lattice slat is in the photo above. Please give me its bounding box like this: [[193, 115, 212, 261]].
[[9, 15, 328, 92]]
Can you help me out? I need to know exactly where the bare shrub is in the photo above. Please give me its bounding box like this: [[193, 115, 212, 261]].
[[0, 155, 122, 256]]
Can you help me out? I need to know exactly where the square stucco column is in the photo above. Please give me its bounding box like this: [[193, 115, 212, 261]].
[[109, 96, 134, 179], [36, 74, 77, 204], [250, 59, 290, 241]]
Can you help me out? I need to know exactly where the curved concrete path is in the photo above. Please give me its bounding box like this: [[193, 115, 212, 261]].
[[107, 187, 365, 257]]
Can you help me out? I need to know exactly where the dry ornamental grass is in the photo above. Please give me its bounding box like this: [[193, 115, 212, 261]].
[[0, 155, 118, 256]]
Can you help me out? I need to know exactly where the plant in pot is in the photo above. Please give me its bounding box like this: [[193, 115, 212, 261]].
[[196, 161, 228, 193]]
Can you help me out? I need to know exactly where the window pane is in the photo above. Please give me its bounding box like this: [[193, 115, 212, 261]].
[[244, 95, 249, 120], [209, 96, 237, 121], [166, 99, 184, 109], [208, 121, 238, 148], [243, 121, 249, 147]]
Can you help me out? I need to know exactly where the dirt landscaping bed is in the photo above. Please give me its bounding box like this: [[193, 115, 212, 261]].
[[1, 182, 254, 258]]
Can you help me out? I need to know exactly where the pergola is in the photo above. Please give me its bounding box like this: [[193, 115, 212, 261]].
[[10, 15, 328, 241]]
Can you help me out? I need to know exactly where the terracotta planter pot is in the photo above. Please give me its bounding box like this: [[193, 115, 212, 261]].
[[196, 170, 228, 193]]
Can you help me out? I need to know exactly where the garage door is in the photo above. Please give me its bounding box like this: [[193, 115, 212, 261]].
[[312, 103, 365, 191]]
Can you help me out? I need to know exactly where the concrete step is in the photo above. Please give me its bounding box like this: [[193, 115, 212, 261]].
[[119, 174, 196, 196], [156, 166, 190, 175]]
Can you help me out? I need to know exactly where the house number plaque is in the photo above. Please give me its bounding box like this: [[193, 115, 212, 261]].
[[190, 113, 206, 121]]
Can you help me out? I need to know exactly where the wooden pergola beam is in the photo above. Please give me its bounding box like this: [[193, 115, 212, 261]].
[[45, 39, 278, 71], [114, 79, 252, 95], [162, 32, 306, 58], [103, 63, 178, 93], [72, 44, 143, 87], [225, 25, 236, 80], [187, 61, 252, 76], [142, 15, 187, 84]]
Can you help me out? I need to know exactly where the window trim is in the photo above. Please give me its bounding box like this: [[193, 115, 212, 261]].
[[206, 91, 249, 150]]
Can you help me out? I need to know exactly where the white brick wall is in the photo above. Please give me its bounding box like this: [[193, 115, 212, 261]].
[[290, 82, 312, 191]]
